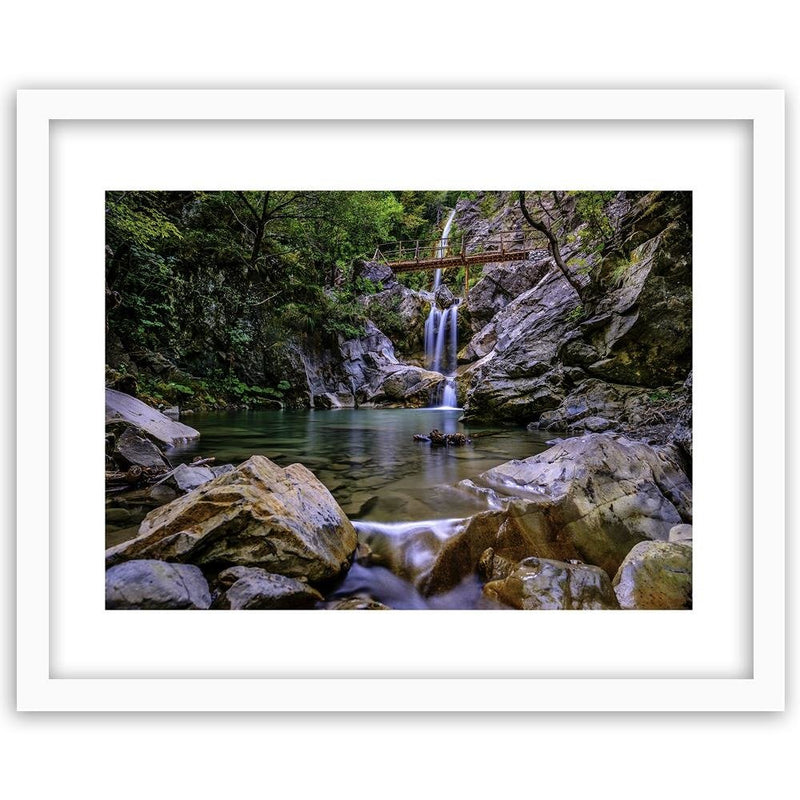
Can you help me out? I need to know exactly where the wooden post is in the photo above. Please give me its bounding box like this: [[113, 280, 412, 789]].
[[464, 263, 470, 298], [415, 240, 419, 260]]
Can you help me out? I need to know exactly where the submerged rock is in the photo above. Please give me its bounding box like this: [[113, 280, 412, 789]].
[[106, 559, 211, 609], [612, 540, 693, 609], [105, 455, 358, 584]]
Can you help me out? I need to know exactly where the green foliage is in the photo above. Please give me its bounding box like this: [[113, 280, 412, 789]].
[[105, 189, 473, 407], [566, 305, 585, 323]]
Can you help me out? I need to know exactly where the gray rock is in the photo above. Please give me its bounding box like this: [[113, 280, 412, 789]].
[[668, 523, 693, 544], [210, 464, 235, 478], [169, 463, 215, 493], [478, 433, 691, 578], [215, 567, 323, 609], [354, 259, 396, 287], [106, 388, 199, 447], [482, 556, 619, 610], [111, 426, 171, 470], [106, 560, 211, 609], [106, 455, 358, 584], [435, 283, 456, 309], [612, 540, 693, 609]]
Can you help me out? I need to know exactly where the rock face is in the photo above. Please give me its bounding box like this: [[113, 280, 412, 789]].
[[106, 560, 211, 609], [106, 388, 200, 446], [281, 320, 443, 409], [482, 556, 619, 610], [456, 191, 691, 444], [106, 455, 358, 584], [418, 433, 691, 597], [612, 541, 693, 609]]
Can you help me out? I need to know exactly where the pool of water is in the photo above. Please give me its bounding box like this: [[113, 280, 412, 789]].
[[168, 408, 553, 522]]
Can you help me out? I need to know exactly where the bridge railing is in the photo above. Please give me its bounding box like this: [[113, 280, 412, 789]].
[[373, 229, 534, 265]]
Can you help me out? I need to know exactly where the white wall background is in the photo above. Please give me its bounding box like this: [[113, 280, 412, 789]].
[[1, 2, 795, 797]]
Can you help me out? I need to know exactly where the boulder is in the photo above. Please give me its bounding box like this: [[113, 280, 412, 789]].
[[214, 567, 323, 609], [354, 259, 397, 287], [668, 523, 693, 544], [111, 426, 171, 470], [105, 559, 211, 609], [477, 433, 691, 578], [105, 455, 358, 584], [106, 388, 199, 447], [168, 463, 215, 493], [369, 366, 445, 407], [482, 556, 619, 610], [612, 540, 693, 609], [420, 433, 692, 596], [435, 283, 456, 310]]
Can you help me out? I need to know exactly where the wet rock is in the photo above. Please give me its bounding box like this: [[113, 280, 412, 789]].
[[482, 556, 619, 610], [210, 464, 235, 478], [106, 455, 358, 584], [106, 388, 200, 447], [105, 507, 133, 526], [149, 484, 178, 503], [323, 597, 391, 610], [371, 366, 445, 407], [478, 434, 691, 577], [112, 426, 171, 470], [106, 559, 211, 609], [435, 283, 456, 309], [612, 541, 693, 609], [421, 433, 691, 595], [168, 463, 215, 493], [214, 567, 323, 609]]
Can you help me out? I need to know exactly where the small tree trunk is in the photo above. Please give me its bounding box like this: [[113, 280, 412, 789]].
[[518, 191, 584, 303]]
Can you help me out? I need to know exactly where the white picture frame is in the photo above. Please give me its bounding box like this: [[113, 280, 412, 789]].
[[17, 89, 785, 711]]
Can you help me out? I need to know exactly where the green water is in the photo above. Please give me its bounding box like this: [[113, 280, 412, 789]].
[[169, 408, 553, 522]]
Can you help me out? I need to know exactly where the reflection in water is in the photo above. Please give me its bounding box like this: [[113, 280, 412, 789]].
[[170, 408, 552, 522]]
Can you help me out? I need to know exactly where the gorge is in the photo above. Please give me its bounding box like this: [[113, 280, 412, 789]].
[[105, 189, 693, 611]]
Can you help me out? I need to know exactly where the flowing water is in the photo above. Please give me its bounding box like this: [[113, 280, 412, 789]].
[[157, 408, 554, 608], [425, 209, 461, 409]]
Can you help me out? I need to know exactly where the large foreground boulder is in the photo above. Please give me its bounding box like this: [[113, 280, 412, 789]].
[[106, 560, 211, 609], [106, 388, 199, 447], [105, 455, 358, 584], [477, 433, 691, 578], [419, 433, 691, 598]]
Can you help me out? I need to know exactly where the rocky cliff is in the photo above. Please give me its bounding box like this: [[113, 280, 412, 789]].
[[451, 191, 692, 453]]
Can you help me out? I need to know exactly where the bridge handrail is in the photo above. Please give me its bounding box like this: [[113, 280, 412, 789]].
[[374, 229, 534, 263]]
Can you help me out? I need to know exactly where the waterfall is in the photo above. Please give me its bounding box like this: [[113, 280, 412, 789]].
[[422, 209, 461, 408], [432, 208, 457, 292]]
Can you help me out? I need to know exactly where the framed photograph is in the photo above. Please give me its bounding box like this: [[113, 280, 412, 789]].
[[17, 89, 784, 711]]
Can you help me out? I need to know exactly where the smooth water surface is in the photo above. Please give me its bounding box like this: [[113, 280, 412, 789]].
[[171, 408, 553, 522]]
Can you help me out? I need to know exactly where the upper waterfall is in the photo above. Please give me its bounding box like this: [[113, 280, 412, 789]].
[[423, 208, 461, 409]]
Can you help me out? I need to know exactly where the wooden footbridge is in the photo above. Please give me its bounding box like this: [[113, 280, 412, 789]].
[[372, 231, 536, 291], [374, 231, 534, 272]]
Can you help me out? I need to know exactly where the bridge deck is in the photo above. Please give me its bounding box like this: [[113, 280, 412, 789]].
[[387, 249, 531, 272]]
